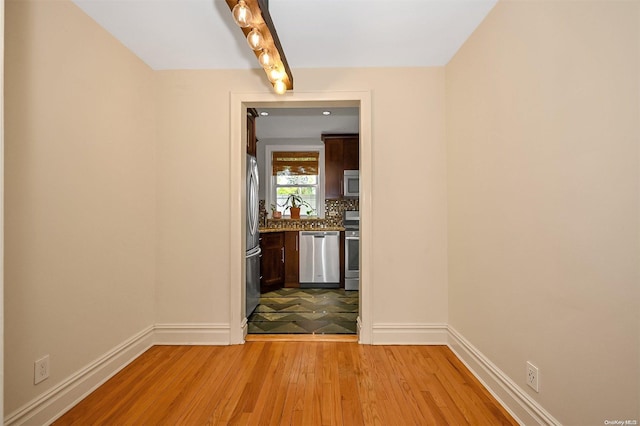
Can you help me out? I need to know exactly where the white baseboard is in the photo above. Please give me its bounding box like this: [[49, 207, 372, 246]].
[[153, 323, 231, 345], [4, 323, 232, 426], [5, 322, 559, 426], [5, 326, 155, 426], [371, 323, 448, 345], [241, 317, 248, 341], [447, 326, 561, 426]]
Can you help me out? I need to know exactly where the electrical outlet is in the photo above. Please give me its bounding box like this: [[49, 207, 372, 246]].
[[34, 355, 50, 385], [526, 361, 539, 392]]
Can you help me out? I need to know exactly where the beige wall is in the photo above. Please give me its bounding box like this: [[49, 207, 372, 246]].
[[4, 0, 157, 414], [154, 67, 449, 328], [1, 0, 5, 420], [446, 1, 639, 424]]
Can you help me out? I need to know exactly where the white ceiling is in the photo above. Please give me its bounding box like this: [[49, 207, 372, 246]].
[[71, 0, 497, 139], [72, 0, 497, 71], [255, 107, 359, 140]]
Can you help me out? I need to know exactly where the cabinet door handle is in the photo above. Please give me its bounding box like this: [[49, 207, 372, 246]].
[[296, 235, 298, 251], [281, 247, 284, 263]]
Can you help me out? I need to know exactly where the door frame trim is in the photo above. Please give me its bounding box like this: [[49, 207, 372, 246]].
[[228, 91, 373, 344]]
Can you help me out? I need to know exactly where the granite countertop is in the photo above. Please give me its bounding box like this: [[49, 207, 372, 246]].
[[259, 218, 345, 233], [259, 226, 345, 233]]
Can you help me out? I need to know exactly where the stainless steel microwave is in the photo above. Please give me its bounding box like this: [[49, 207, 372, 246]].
[[343, 170, 359, 198]]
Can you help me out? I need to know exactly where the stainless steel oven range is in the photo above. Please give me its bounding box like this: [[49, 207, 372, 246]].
[[343, 211, 359, 290]]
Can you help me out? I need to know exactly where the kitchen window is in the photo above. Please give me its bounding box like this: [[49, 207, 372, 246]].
[[266, 147, 325, 218], [275, 174, 318, 216]]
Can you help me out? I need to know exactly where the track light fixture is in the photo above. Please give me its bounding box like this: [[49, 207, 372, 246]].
[[226, 0, 294, 95]]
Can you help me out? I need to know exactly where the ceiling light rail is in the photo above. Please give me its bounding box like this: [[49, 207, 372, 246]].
[[226, 0, 294, 95]]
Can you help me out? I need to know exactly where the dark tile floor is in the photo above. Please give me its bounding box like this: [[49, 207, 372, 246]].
[[248, 288, 359, 334]]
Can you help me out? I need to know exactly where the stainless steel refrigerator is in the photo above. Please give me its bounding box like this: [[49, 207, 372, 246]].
[[245, 154, 261, 316]]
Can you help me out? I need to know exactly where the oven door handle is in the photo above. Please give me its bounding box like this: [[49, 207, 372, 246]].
[[346, 236, 359, 240]]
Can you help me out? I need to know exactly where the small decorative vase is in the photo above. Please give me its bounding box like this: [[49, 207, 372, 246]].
[[272, 211, 282, 219]]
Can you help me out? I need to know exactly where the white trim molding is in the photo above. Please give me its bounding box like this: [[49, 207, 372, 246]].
[[229, 90, 374, 345], [447, 326, 561, 426], [5, 326, 154, 426], [371, 323, 449, 345], [241, 317, 249, 341], [153, 323, 231, 345]]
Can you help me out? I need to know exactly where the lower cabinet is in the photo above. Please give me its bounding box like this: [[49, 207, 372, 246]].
[[260, 232, 284, 292], [284, 231, 299, 288], [260, 231, 300, 292], [340, 231, 345, 288]]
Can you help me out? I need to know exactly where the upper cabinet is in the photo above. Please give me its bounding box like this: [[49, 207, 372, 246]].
[[323, 137, 344, 199], [247, 108, 258, 156], [322, 134, 359, 199], [342, 137, 359, 171]]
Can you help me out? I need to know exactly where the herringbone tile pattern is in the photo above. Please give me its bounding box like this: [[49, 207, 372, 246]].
[[248, 288, 358, 334]]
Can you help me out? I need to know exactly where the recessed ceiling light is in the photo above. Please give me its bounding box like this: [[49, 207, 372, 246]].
[[322, 111, 331, 116], [260, 111, 269, 116]]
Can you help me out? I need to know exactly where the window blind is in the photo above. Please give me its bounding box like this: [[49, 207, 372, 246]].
[[272, 151, 319, 176]]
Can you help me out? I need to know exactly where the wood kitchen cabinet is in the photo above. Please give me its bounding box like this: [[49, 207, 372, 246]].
[[340, 231, 345, 288], [260, 231, 300, 291], [342, 137, 359, 171], [324, 138, 343, 199], [284, 231, 300, 288], [259, 232, 284, 292], [322, 134, 359, 199], [246, 108, 258, 156]]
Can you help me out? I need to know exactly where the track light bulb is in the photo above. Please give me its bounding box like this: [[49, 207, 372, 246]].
[[232, 0, 252, 28], [258, 50, 274, 69], [267, 67, 284, 83], [247, 28, 264, 51], [273, 80, 287, 94]]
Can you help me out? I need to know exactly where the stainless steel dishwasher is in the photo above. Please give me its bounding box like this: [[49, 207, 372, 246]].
[[299, 231, 340, 287]]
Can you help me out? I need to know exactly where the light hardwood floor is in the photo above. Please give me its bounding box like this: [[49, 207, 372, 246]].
[[54, 342, 518, 425]]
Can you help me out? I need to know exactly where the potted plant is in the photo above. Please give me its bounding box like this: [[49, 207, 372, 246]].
[[270, 203, 281, 219], [280, 194, 314, 220]]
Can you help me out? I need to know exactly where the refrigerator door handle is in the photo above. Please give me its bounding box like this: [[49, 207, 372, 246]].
[[248, 170, 258, 237]]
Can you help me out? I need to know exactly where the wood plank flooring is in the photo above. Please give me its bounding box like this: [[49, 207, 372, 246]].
[[53, 343, 518, 426]]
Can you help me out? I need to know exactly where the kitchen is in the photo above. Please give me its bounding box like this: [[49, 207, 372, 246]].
[[245, 107, 361, 335]]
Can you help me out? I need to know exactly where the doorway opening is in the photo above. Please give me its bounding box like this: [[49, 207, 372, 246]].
[[247, 107, 359, 335], [229, 91, 372, 344]]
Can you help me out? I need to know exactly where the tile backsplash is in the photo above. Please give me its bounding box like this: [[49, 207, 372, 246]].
[[259, 199, 358, 228], [324, 199, 359, 219]]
